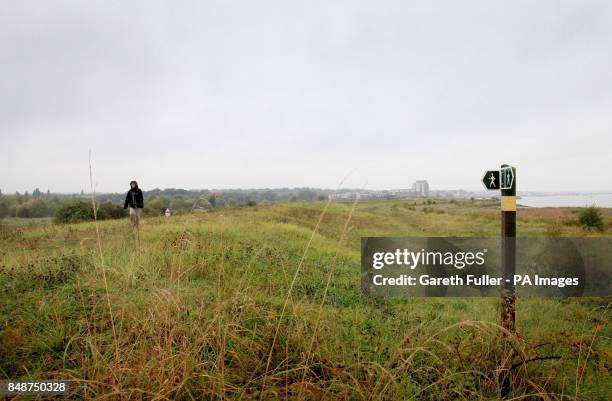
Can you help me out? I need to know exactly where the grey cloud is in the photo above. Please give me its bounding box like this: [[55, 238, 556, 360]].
[[1, 0, 611, 193]]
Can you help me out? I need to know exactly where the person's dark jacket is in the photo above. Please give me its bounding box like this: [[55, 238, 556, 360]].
[[124, 187, 144, 209]]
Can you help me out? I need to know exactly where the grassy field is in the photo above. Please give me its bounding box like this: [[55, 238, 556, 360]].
[[0, 217, 54, 227], [0, 199, 610, 400]]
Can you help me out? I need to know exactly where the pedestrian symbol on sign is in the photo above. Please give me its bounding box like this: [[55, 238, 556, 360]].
[[501, 166, 514, 190], [482, 170, 501, 190]]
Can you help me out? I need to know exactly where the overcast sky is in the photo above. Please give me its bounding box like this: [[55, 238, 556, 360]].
[[1, 0, 611, 193]]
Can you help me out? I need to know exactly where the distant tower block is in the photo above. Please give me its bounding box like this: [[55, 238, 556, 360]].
[[412, 180, 430, 197]]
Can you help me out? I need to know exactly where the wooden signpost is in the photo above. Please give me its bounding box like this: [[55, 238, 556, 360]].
[[500, 165, 516, 332], [483, 164, 517, 332], [483, 164, 517, 397]]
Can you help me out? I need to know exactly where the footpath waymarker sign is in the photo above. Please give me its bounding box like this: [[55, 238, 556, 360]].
[[484, 164, 517, 397], [500, 164, 516, 333], [501, 166, 514, 190], [482, 170, 500, 190], [482, 164, 517, 333]]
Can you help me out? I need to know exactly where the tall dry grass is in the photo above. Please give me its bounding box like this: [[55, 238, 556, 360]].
[[1, 198, 609, 400]]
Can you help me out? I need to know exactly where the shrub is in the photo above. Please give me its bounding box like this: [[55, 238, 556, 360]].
[[55, 201, 126, 223], [578, 206, 604, 231], [55, 201, 93, 224], [97, 202, 126, 219], [16, 203, 32, 218], [29, 199, 53, 217]]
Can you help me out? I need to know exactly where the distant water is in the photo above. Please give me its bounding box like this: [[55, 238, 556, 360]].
[[519, 194, 612, 208]]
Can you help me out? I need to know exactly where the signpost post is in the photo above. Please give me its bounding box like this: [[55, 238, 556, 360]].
[[500, 165, 516, 332], [482, 164, 517, 397], [482, 165, 517, 332]]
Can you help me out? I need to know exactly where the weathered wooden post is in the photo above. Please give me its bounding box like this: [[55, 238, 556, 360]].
[[482, 164, 517, 331], [500, 164, 516, 332], [483, 164, 517, 398]]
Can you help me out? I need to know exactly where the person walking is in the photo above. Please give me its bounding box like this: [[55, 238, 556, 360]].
[[124, 180, 144, 228]]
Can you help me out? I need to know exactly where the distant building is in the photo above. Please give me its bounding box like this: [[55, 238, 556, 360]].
[[412, 180, 429, 197]]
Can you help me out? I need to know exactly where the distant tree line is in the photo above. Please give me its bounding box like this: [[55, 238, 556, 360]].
[[93, 187, 329, 206], [0, 187, 331, 223], [0, 188, 61, 218]]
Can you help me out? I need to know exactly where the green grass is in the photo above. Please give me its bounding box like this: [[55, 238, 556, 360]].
[[0, 217, 54, 226], [0, 199, 610, 400]]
